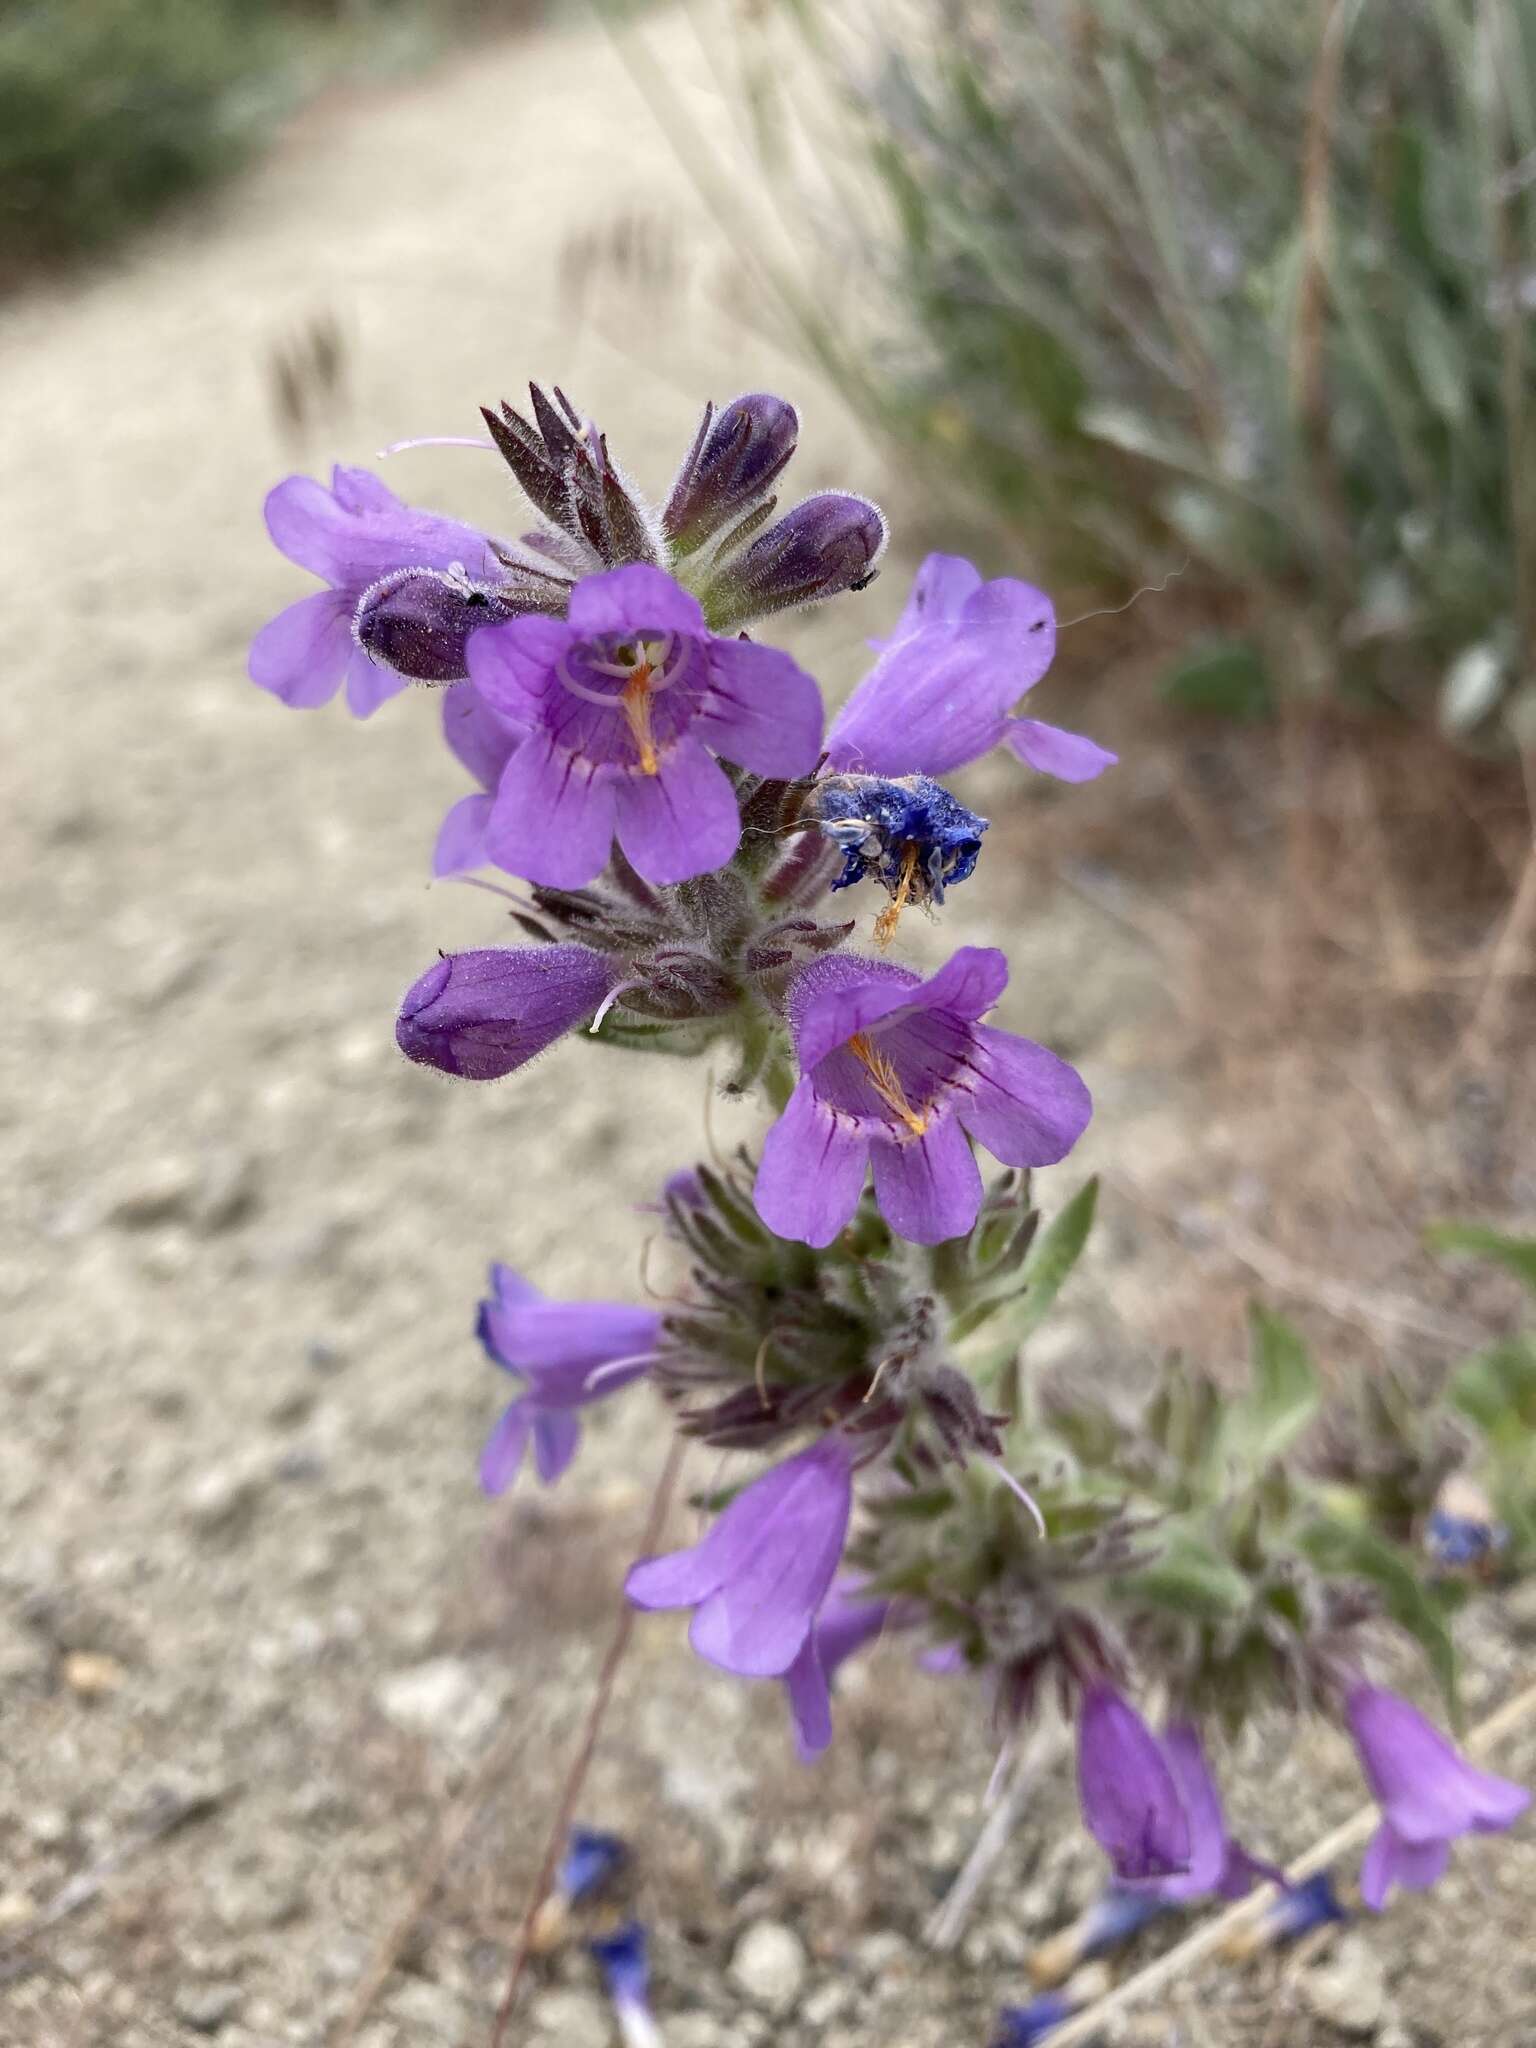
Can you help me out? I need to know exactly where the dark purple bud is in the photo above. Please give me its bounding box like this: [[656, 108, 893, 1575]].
[[354, 567, 507, 683], [702, 491, 888, 629], [745, 916, 854, 980], [619, 947, 739, 1021], [396, 945, 617, 1080], [663, 393, 799, 553]]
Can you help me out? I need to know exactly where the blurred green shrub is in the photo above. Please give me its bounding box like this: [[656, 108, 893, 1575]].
[[0, 0, 297, 281], [787, 0, 1536, 736], [0, 0, 544, 287]]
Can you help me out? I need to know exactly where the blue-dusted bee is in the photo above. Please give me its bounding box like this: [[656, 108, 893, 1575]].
[[809, 771, 988, 942]]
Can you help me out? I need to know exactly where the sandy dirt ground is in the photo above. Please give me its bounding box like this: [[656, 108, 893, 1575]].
[[2, 9, 1533, 2047]]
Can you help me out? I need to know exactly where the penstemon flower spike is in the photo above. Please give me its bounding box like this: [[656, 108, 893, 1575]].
[[251, 377, 1527, 2014]]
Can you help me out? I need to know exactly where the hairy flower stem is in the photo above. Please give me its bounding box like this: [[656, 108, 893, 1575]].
[[489, 1438, 685, 2048]]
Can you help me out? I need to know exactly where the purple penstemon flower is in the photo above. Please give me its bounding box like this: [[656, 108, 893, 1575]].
[[466, 563, 823, 888], [1346, 1684, 1529, 1908], [1153, 1721, 1278, 1903], [476, 1264, 662, 1490], [825, 552, 1115, 785], [625, 1434, 854, 1688], [249, 465, 504, 717], [589, 1922, 661, 2048], [779, 1576, 896, 1760], [754, 947, 1091, 1248], [1075, 1685, 1192, 1884], [431, 681, 523, 876], [396, 943, 619, 1079]]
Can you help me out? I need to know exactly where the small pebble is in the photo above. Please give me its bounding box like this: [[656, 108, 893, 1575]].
[[173, 1982, 243, 2034], [63, 1649, 126, 1698], [730, 1920, 808, 2013], [1302, 1933, 1388, 2036], [529, 1986, 611, 2047]]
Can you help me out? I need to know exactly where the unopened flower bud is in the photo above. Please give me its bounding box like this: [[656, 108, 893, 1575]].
[[619, 947, 740, 1021], [397, 945, 617, 1079], [702, 491, 888, 629], [745, 916, 855, 980], [354, 567, 508, 683], [663, 393, 799, 554]]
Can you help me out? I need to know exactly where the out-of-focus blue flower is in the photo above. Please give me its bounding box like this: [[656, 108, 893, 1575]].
[[590, 1922, 662, 2048], [1028, 1886, 1167, 1988], [1221, 1870, 1350, 1960], [994, 1966, 1110, 2046], [558, 1827, 629, 1905]]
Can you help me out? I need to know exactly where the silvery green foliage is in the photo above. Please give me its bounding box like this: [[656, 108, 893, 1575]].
[[774, 0, 1536, 737]]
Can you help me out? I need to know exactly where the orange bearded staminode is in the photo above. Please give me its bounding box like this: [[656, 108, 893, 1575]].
[[873, 840, 921, 949], [621, 660, 660, 775], [847, 1030, 930, 1137]]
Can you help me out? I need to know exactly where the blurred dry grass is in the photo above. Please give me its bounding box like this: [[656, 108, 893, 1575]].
[[992, 624, 1536, 1374]]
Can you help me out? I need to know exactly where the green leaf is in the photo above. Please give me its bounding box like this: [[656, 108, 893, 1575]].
[[954, 1178, 1098, 1377], [1301, 1519, 1460, 1720], [1159, 641, 1275, 721], [1229, 1306, 1320, 1466], [1449, 1336, 1536, 1436], [1426, 1222, 1536, 1291], [1116, 1531, 1253, 1620]]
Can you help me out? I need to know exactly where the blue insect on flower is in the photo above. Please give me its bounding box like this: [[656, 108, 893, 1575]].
[[810, 772, 988, 944]]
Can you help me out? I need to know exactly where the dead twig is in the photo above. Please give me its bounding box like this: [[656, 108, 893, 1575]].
[[0, 1784, 229, 1985], [925, 1723, 1064, 1951], [489, 1436, 686, 2048]]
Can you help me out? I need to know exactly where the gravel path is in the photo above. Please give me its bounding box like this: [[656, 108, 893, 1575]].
[[2, 11, 1532, 2047]]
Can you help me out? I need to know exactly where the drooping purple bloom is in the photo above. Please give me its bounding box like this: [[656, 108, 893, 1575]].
[[466, 564, 824, 888], [1075, 1685, 1192, 1885], [1346, 1684, 1529, 1909], [432, 682, 524, 876], [825, 553, 1115, 785], [396, 944, 618, 1079], [1153, 1722, 1276, 1903], [476, 1265, 661, 1492], [1238, 1871, 1349, 1952], [625, 1436, 854, 1679], [249, 466, 502, 717], [779, 1577, 895, 1760], [754, 947, 1091, 1248]]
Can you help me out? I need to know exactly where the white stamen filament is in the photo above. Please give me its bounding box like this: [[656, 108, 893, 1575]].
[[556, 634, 684, 705], [590, 980, 645, 1034], [377, 434, 496, 456], [582, 1351, 661, 1393], [982, 1454, 1047, 1539]]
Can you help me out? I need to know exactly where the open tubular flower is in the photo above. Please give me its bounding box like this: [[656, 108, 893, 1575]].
[[249, 466, 506, 716], [432, 681, 524, 876], [477, 1265, 661, 1492], [755, 947, 1091, 1247], [779, 1577, 894, 1760], [466, 564, 824, 887], [625, 1435, 854, 1686], [396, 944, 618, 1079], [1346, 1684, 1529, 1908], [826, 552, 1115, 784]]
